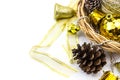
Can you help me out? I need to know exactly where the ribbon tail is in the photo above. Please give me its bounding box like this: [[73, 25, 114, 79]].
[[29, 18, 78, 77], [39, 20, 68, 47], [30, 47, 78, 77], [66, 32, 79, 63]]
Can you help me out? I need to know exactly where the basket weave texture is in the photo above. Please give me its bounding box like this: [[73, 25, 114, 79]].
[[77, 0, 120, 53]]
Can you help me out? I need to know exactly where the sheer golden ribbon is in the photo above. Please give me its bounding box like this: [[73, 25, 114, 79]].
[[29, 0, 80, 77]]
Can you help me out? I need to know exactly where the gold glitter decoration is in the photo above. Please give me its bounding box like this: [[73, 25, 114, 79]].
[[54, 3, 76, 20], [99, 71, 119, 80], [89, 9, 105, 26], [100, 14, 120, 42], [68, 23, 80, 34]]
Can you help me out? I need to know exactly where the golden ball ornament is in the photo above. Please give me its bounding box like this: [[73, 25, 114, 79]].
[[100, 14, 120, 42]]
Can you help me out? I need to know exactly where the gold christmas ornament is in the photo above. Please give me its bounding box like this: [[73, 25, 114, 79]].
[[89, 9, 105, 26], [68, 23, 80, 34], [99, 71, 119, 80], [89, 10, 120, 42], [100, 14, 120, 42], [54, 3, 76, 20]]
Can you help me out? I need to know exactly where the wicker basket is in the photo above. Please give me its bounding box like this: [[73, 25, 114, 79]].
[[77, 0, 120, 53]]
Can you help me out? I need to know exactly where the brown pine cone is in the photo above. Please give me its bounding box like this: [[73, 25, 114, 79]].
[[84, 0, 101, 14], [72, 42, 106, 74]]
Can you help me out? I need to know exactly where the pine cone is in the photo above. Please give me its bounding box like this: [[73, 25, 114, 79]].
[[72, 42, 106, 74], [84, 0, 101, 14]]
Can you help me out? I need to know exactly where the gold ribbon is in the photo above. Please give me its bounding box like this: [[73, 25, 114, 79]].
[[30, 46, 78, 77], [63, 17, 79, 63], [30, 18, 78, 77], [29, 0, 80, 77]]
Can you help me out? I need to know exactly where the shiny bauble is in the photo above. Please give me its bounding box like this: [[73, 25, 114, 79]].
[[100, 14, 120, 42], [68, 23, 80, 34], [89, 10, 105, 32], [89, 9, 105, 26], [99, 71, 119, 80]]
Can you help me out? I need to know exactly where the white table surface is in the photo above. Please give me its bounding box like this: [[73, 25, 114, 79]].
[[0, 0, 120, 80]]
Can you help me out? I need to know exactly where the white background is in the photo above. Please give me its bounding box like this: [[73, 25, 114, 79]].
[[0, 0, 74, 80], [0, 0, 118, 80]]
